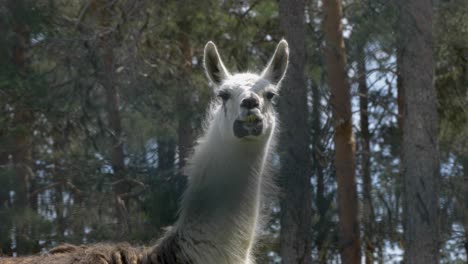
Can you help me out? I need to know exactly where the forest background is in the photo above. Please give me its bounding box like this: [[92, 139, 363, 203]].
[[0, 0, 467, 263]]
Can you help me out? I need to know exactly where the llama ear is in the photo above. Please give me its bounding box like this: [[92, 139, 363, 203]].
[[261, 40, 289, 86], [204, 41, 230, 86]]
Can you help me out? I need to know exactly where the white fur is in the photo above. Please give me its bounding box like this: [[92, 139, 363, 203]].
[[153, 41, 289, 264]]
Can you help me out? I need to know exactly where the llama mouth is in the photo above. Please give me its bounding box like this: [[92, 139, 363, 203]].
[[233, 116, 263, 138]]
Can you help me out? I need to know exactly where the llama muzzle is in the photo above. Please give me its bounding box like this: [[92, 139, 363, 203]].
[[233, 115, 263, 138]]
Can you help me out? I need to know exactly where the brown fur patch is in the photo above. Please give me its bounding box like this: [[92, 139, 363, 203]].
[[0, 243, 150, 264]]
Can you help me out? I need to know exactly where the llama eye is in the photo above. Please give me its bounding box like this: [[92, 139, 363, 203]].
[[265, 91, 277, 100], [217, 91, 230, 101]]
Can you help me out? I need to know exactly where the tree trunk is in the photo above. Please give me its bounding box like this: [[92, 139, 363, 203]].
[[103, 74, 130, 236], [173, 18, 193, 226], [377, 240, 384, 264], [278, 0, 313, 263], [12, 112, 33, 210], [396, 43, 405, 245], [91, 0, 130, 236], [458, 40, 468, 262], [398, 0, 440, 262], [460, 156, 468, 259], [155, 137, 182, 226], [357, 43, 375, 264], [12, 110, 36, 255], [312, 79, 328, 264], [158, 138, 176, 172], [10, 0, 32, 211], [397, 48, 404, 132], [322, 0, 361, 263], [8, 0, 38, 254], [54, 183, 66, 243], [176, 17, 194, 170]]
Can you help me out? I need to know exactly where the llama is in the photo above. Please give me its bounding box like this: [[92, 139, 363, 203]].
[[0, 40, 288, 264], [145, 40, 289, 264]]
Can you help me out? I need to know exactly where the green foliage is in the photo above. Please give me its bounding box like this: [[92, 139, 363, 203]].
[[436, 0, 468, 155]]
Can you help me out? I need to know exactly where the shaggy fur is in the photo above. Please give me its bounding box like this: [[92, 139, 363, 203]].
[[0, 244, 144, 264], [0, 40, 289, 264]]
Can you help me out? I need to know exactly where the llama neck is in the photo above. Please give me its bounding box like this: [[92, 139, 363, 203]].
[[174, 122, 273, 262], [180, 139, 267, 219]]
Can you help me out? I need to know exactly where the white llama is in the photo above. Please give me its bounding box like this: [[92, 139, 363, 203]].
[[146, 40, 289, 264]]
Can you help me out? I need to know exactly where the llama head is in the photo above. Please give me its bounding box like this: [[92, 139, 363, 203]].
[[203, 40, 289, 141]]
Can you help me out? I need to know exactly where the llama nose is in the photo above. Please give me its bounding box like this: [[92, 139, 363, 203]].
[[241, 97, 259, 109]]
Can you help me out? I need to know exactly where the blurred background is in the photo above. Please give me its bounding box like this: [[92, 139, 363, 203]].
[[0, 0, 467, 263]]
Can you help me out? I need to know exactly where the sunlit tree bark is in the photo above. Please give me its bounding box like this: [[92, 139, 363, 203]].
[[322, 0, 361, 263]]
